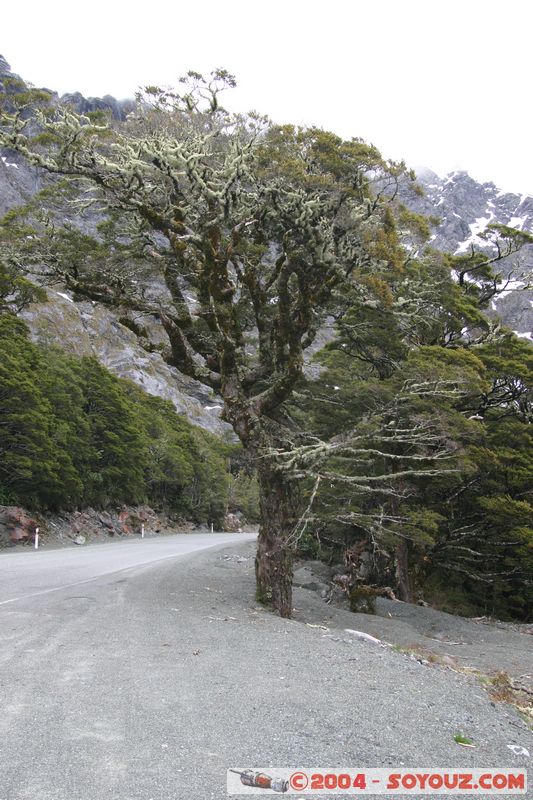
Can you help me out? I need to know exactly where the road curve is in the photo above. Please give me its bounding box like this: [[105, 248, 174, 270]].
[[0, 532, 256, 606], [0, 534, 529, 800]]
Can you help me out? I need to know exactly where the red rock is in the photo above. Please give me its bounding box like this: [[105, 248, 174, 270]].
[[0, 507, 39, 546], [118, 510, 134, 535]]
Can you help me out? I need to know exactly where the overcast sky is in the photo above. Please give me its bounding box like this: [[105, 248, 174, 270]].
[[3, 0, 532, 193]]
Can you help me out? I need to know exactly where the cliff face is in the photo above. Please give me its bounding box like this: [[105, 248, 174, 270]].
[[17, 286, 229, 434], [21, 288, 226, 430], [0, 56, 44, 217]]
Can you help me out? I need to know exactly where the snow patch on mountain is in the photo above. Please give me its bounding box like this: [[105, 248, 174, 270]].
[[55, 291, 74, 303], [454, 216, 494, 254], [407, 169, 533, 337], [1, 156, 18, 169], [497, 280, 525, 300], [508, 216, 527, 230]]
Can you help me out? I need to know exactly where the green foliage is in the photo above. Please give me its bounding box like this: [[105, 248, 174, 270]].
[[78, 358, 147, 505], [296, 245, 533, 619], [0, 315, 78, 506], [453, 734, 474, 746], [0, 318, 233, 519], [127, 383, 233, 523], [228, 469, 260, 523], [296, 531, 321, 559], [186, 428, 232, 525], [0, 259, 46, 314], [349, 585, 376, 614], [0, 483, 16, 505], [435, 415, 533, 620]]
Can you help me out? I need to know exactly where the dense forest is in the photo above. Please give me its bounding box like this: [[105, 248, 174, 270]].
[[0, 305, 243, 525], [296, 323, 533, 621], [0, 71, 531, 620]]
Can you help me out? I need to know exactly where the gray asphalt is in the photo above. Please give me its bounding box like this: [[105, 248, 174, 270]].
[[0, 533, 255, 607], [0, 537, 530, 800]]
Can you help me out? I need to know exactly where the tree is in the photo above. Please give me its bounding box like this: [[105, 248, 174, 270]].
[[427, 337, 533, 619], [0, 315, 82, 507], [1, 72, 528, 614], [290, 252, 533, 616], [126, 384, 233, 524], [77, 357, 147, 505], [286, 344, 482, 599], [0, 258, 45, 315]]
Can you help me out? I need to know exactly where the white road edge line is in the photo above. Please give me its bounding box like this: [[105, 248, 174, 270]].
[[0, 543, 229, 607]]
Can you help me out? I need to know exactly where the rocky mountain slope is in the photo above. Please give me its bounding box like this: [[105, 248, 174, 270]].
[[0, 56, 229, 435], [1, 55, 531, 437], [410, 167, 533, 340]]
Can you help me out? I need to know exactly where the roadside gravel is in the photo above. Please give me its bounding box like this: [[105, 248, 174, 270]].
[[291, 561, 533, 684], [0, 539, 530, 800]]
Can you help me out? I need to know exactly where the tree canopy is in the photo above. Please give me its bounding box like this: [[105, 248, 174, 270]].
[[0, 313, 235, 520], [1, 70, 531, 617]]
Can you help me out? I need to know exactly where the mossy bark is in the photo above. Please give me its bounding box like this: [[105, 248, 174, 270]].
[[395, 538, 412, 602], [255, 464, 298, 618], [349, 585, 376, 614]]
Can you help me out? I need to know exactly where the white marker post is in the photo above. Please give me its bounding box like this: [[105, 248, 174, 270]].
[[34, 527, 39, 550], [141, 524, 145, 539], [210, 523, 214, 533]]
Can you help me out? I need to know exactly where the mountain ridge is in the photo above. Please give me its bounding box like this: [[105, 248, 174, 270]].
[[406, 168, 533, 340]]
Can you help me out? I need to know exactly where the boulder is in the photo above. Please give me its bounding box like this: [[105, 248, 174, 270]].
[[349, 585, 377, 615], [118, 510, 134, 535], [300, 559, 332, 583], [98, 511, 115, 530], [223, 513, 242, 532], [293, 566, 330, 596], [0, 506, 39, 546]]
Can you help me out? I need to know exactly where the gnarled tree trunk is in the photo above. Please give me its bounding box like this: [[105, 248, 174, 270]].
[[255, 463, 299, 618], [390, 467, 412, 603], [223, 399, 299, 619], [395, 538, 412, 602]]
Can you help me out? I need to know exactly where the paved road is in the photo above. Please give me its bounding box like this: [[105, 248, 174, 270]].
[[0, 533, 256, 607], [0, 536, 530, 800]]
